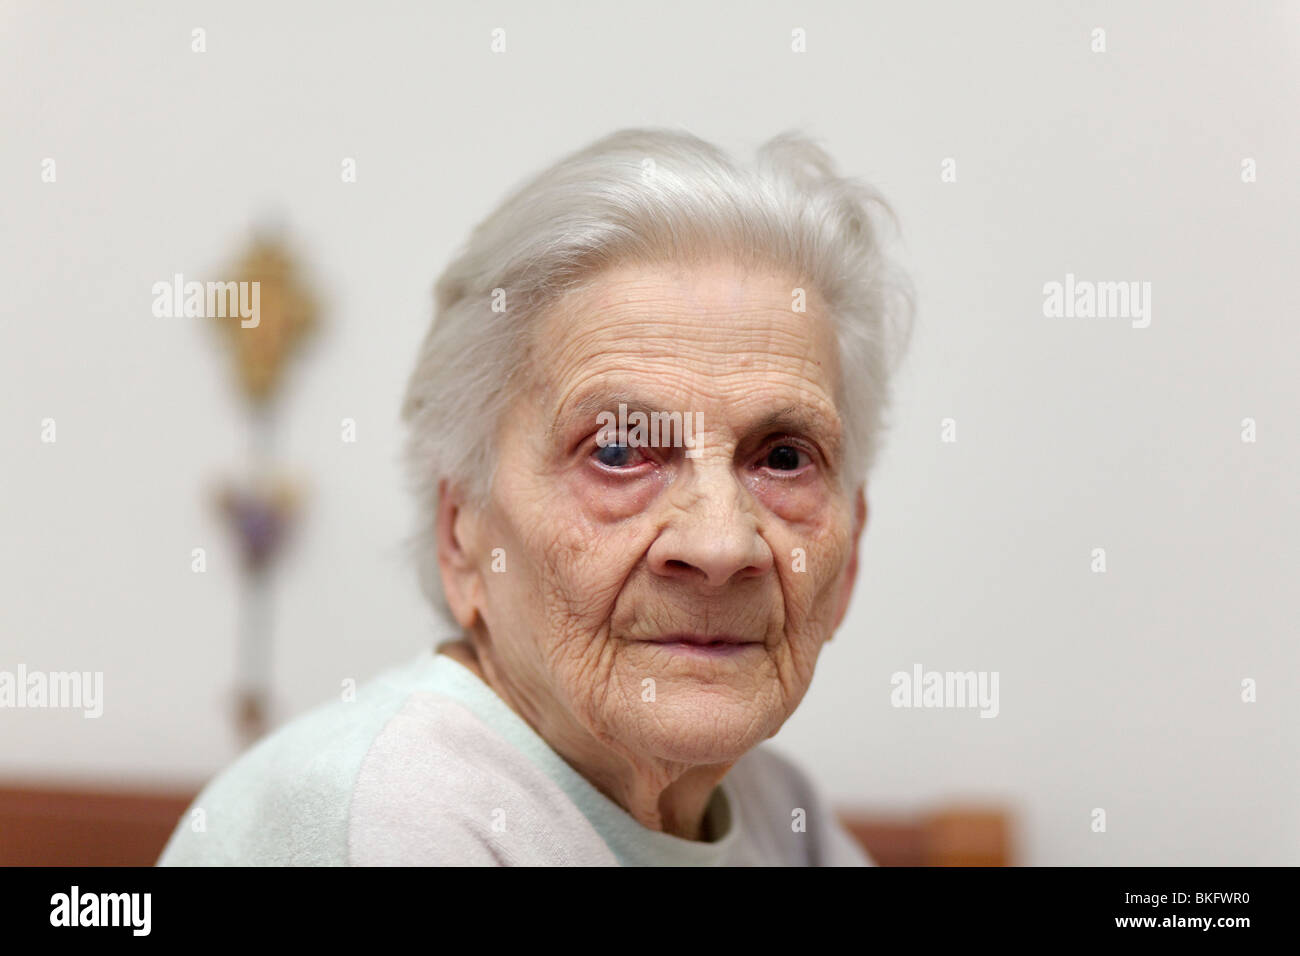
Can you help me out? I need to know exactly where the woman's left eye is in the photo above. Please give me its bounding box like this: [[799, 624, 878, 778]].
[[762, 444, 810, 472], [593, 443, 643, 468]]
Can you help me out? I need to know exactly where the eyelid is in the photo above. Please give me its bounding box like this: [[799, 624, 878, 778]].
[[753, 436, 820, 473], [586, 434, 656, 469], [758, 434, 818, 458]]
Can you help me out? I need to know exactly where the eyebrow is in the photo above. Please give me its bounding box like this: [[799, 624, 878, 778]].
[[751, 405, 838, 441], [549, 392, 658, 443], [749, 404, 846, 460]]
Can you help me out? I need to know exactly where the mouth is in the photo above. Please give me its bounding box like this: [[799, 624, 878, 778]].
[[636, 634, 762, 657]]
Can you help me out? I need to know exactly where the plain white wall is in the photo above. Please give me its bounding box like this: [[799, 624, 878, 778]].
[[2, 0, 1296, 865]]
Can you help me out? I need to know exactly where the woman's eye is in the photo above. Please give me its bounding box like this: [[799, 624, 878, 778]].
[[763, 444, 808, 471], [593, 443, 643, 468]]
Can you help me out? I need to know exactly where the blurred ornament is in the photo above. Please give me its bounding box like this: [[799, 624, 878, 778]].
[[210, 231, 319, 408], [216, 475, 302, 574], [233, 688, 269, 749], [205, 225, 322, 747]]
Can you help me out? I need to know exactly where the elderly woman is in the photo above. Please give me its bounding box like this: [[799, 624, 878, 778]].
[[159, 128, 911, 866]]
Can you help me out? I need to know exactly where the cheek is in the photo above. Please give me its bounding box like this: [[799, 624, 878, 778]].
[[511, 475, 653, 624], [770, 507, 854, 626], [474, 477, 589, 630]]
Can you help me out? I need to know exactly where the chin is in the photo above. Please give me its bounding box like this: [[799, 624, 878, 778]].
[[612, 694, 779, 766]]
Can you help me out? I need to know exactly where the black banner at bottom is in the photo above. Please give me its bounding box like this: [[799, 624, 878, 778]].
[[0, 865, 1282, 942]]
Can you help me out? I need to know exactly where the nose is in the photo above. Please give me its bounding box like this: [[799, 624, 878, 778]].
[[646, 463, 774, 588]]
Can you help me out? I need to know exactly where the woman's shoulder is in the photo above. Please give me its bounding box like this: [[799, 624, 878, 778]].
[[156, 650, 450, 866]]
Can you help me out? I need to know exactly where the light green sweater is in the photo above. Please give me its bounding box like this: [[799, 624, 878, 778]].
[[158, 648, 872, 866]]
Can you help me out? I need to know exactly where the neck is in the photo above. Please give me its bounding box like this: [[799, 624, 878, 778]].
[[436, 638, 731, 841]]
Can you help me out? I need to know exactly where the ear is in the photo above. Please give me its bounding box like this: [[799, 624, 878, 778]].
[[829, 486, 868, 635], [435, 479, 485, 630]]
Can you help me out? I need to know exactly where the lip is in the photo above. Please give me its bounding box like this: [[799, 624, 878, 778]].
[[643, 633, 758, 646], [636, 634, 762, 656]]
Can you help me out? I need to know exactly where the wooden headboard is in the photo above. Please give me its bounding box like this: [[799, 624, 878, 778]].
[[0, 785, 194, 866]]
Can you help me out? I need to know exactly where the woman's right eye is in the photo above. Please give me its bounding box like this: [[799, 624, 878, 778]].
[[593, 443, 643, 468]]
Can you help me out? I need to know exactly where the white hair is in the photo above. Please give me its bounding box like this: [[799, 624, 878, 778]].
[[401, 128, 914, 625]]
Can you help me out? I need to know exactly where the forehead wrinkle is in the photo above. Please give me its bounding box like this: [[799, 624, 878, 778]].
[[547, 262, 829, 346], [536, 265, 838, 376], [532, 263, 846, 452], [545, 318, 837, 392]]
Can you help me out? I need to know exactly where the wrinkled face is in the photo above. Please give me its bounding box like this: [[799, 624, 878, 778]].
[[454, 259, 865, 767]]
